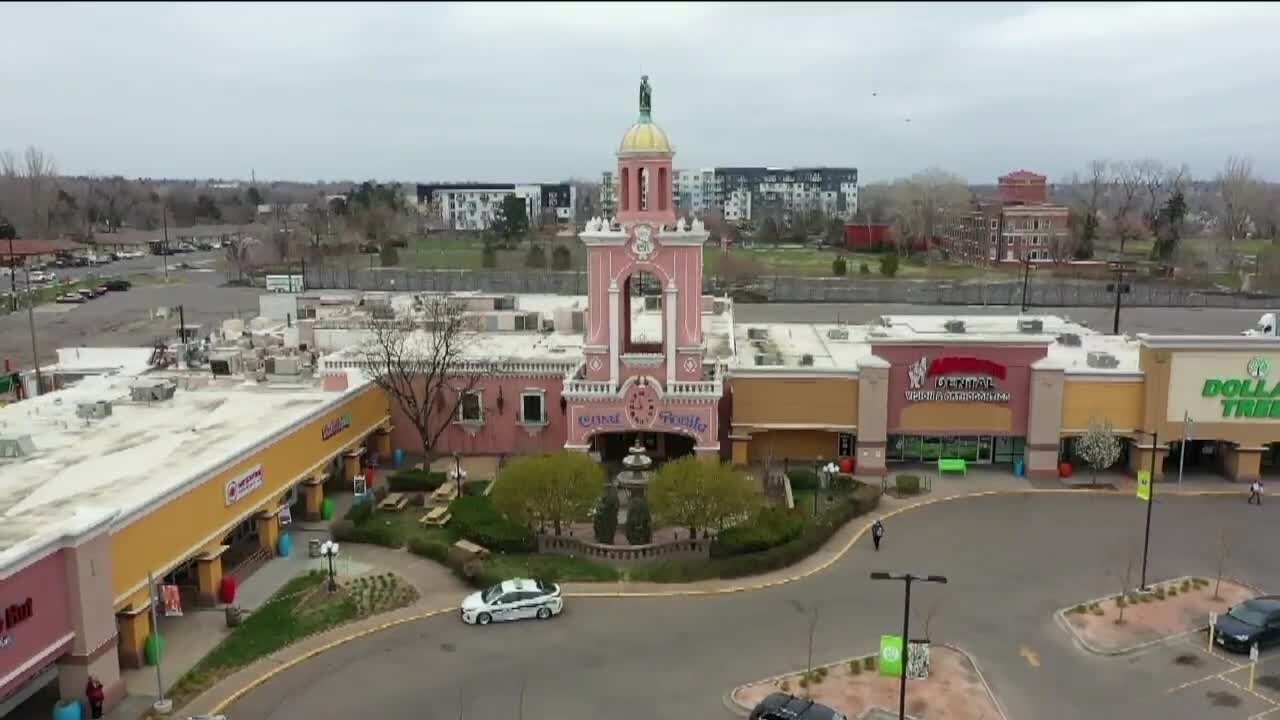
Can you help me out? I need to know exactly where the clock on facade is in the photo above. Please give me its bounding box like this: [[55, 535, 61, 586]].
[[625, 380, 658, 426], [631, 224, 656, 260]]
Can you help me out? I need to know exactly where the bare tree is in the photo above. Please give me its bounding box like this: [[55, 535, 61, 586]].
[[1219, 156, 1257, 270], [1214, 528, 1231, 600], [1115, 551, 1136, 625], [0, 146, 58, 240], [885, 169, 970, 258], [357, 296, 499, 462], [1135, 158, 1166, 230], [922, 596, 943, 641], [224, 234, 257, 282], [788, 600, 820, 697], [1109, 161, 1143, 255]]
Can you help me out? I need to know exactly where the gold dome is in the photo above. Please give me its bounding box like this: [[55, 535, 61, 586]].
[[618, 120, 673, 155]]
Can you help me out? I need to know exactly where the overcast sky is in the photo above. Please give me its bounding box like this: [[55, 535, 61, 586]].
[[3, 2, 1278, 184]]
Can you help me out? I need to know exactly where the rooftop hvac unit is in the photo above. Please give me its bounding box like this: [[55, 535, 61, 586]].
[[878, 316, 893, 327], [209, 352, 242, 377], [1019, 318, 1045, 333], [76, 401, 113, 420], [273, 356, 302, 375], [747, 327, 769, 341], [1056, 333, 1082, 347], [826, 327, 849, 340], [130, 380, 176, 402], [944, 319, 966, 333], [494, 295, 517, 311], [1086, 351, 1120, 369], [800, 354, 815, 366], [0, 434, 36, 458], [754, 352, 783, 367]]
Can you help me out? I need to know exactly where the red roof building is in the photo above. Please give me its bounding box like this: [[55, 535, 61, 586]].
[[997, 170, 1048, 205]]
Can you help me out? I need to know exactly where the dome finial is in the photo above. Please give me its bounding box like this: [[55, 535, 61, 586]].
[[638, 75, 652, 121]]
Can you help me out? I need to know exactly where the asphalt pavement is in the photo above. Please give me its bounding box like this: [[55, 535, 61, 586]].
[[223, 493, 1280, 720]]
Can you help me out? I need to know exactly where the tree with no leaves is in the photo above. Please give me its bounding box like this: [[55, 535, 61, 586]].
[[1075, 418, 1122, 486], [1115, 550, 1136, 625], [1109, 161, 1143, 254], [1218, 155, 1257, 270], [224, 234, 257, 282], [0, 146, 58, 240], [356, 296, 498, 463], [1214, 528, 1231, 600], [790, 600, 820, 697]]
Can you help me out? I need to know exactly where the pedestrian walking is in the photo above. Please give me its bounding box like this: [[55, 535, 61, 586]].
[[1248, 480, 1263, 505], [871, 519, 884, 551]]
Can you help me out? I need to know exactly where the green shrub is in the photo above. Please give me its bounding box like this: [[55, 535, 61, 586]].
[[593, 489, 620, 544], [449, 496, 536, 553], [864, 656, 876, 671], [831, 256, 847, 276], [345, 498, 374, 525], [879, 253, 899, 278], [407, 537, 451, 563], [787, 468, 819, 491], [849, 660, 862, 674], [895, 475, 921, 495], [461, 480, 491, 497], [551, 245, 572, 271], [330, 519, 402, 548], [387, 470, 447, 493], [712, 506, 806, 557], [481, 242, 498, 268], [859, 262, 870, 275], [830, 473, 856, 492], [625, 496, 653, 545], [631, 484, 881, 582], [525, 245, 547, 269]]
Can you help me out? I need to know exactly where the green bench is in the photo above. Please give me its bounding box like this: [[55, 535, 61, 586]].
[[937, 458, 967, 475]]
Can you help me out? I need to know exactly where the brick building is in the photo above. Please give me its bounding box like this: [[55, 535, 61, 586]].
[[940, 170, 1071, 266], [998, 170, 1048, 204]]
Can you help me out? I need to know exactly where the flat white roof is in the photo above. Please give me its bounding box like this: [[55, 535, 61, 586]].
[[0, 369, 370, 571], [730, 314, 1141, 375]]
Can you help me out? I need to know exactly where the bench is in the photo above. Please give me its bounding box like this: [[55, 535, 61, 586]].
[[937, 458, 967, 475], [378, 492, 409, 512], [431, 482, 458, 503], [419, 506, 452, 527]]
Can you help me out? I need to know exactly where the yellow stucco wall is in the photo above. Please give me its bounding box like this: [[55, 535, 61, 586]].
[[1061, 380, 1144, 432], [731, 377, 858, 427], [109, 385, 389, 605], [746, 430, 844, 463]]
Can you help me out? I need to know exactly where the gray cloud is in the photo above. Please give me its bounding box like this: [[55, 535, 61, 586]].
[[2, 1, 1277, 183]]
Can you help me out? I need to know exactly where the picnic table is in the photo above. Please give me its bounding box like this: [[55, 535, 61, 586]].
[[419, 506, 452, 527], [432, 482, 459, 503], [378, 492, 410, 511]]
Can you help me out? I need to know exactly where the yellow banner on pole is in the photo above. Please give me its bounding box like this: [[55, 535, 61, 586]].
[[1136, 470, 1152, 501]]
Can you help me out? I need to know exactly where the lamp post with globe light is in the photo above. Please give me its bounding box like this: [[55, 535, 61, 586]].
[[320, 540, 340, 592]]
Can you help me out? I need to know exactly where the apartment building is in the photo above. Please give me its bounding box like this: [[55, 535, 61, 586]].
[[939, 170, 1070, 265], [1000, 204, 1070, 263], [713, 167, 859, 222], [673, 168, 716, 213], [600, 171, 617, 216], [415, 183, 544, 231]]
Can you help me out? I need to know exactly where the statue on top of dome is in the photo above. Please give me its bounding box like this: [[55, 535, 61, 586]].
[[639, 75, 652, 117]]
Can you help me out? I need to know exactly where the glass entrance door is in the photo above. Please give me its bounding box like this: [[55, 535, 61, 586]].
[[977, 436, 993, 463]]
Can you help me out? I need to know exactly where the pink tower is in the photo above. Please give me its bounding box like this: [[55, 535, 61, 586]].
[[565, 76, 720, 458]]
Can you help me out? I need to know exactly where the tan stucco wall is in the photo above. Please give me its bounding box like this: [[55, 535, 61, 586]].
[[745, 430, 843, 463], [730, 377, 857, 427], [1061, 380, 1144, 432], [898, 402, 1013, 434]]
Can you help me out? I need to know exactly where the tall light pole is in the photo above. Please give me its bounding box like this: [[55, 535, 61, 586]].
[[1135, 430, 1159, 590], [870, 571, 949, 720]]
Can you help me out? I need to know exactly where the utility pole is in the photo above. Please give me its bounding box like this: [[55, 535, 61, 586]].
[[871, 572, 949, 720], [23, 266, 41, 396], [1108, 260, 1134, 335], [6, 235, 16, 312]]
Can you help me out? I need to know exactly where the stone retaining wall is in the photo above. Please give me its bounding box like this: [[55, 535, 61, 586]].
[[536, 534, 711, 566]]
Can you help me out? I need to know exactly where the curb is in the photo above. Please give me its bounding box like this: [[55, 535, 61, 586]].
[[723, 643, 1007, 720], [1054, 575, 1261, 656], [201, 488, 1244, 714], [204, 606, 455, 714]]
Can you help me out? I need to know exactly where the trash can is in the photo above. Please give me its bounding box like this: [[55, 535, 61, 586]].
[[52, 699, 82, 720], [277, 533, 293, 557], [144, 634, 164, 666], [1014, 460, 1026, 477], [393, 448, 405, 467], [321, 498, 336, 520], [309, 538, 322, 558]]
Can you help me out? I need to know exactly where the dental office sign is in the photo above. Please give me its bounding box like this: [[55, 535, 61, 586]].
[[225, 465, 265, 506], [577, 410, 709, 435], [1201, 356, 1280, 419], [905, 355, 1010, 403]]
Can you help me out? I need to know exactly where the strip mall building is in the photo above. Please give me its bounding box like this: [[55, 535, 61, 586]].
[[0, 369, 389, 715]]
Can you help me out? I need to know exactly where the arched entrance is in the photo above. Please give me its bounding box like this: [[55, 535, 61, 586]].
[[592, 430, 695, 464]]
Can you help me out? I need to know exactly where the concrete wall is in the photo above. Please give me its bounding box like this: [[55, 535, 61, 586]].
[[303, 265, 1280, 309]]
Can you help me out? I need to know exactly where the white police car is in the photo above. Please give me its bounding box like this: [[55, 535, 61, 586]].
[[461, 578, 563, 625]]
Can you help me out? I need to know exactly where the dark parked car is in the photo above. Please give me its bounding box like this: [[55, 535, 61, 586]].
[[749, 693, 847, 720], [1213, 596, 1280, 653], [103, 279, 131, 291]]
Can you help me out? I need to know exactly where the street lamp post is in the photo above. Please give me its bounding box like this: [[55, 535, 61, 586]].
[[870, 571, 949, 720], [453, 452, 467, 496], [320, 540, 340, 592], [1135, 430, 1159, 590], [813, 456, 823, 516], [1108, 260, 1134, 335]]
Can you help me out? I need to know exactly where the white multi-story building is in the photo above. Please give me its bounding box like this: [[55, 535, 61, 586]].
[[711, 167, 858, 222], [415, 183, 543, 231], [723, 189, 752, 223], [673, 168, 716, 214], [600, 171, 617, 216]]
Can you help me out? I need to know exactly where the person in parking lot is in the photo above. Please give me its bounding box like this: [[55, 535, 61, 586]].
[[1248, 479, 1263, 505], [871, 518, 884, 551]]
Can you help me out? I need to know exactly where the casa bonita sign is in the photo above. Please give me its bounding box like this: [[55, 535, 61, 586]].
[[578, 410, 709, 434], [905, 356, 1010, 403], [321, 413, 352, 441], [1201, 356, 1280, 418]]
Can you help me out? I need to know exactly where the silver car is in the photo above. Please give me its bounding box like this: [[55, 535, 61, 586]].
[[460, 578, 563, 625]]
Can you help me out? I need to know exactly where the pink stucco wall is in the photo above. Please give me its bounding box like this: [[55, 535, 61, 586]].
[[0, 551, 74, 699], [389, 375, 569, 458], [873, 343, 1047, 435]]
